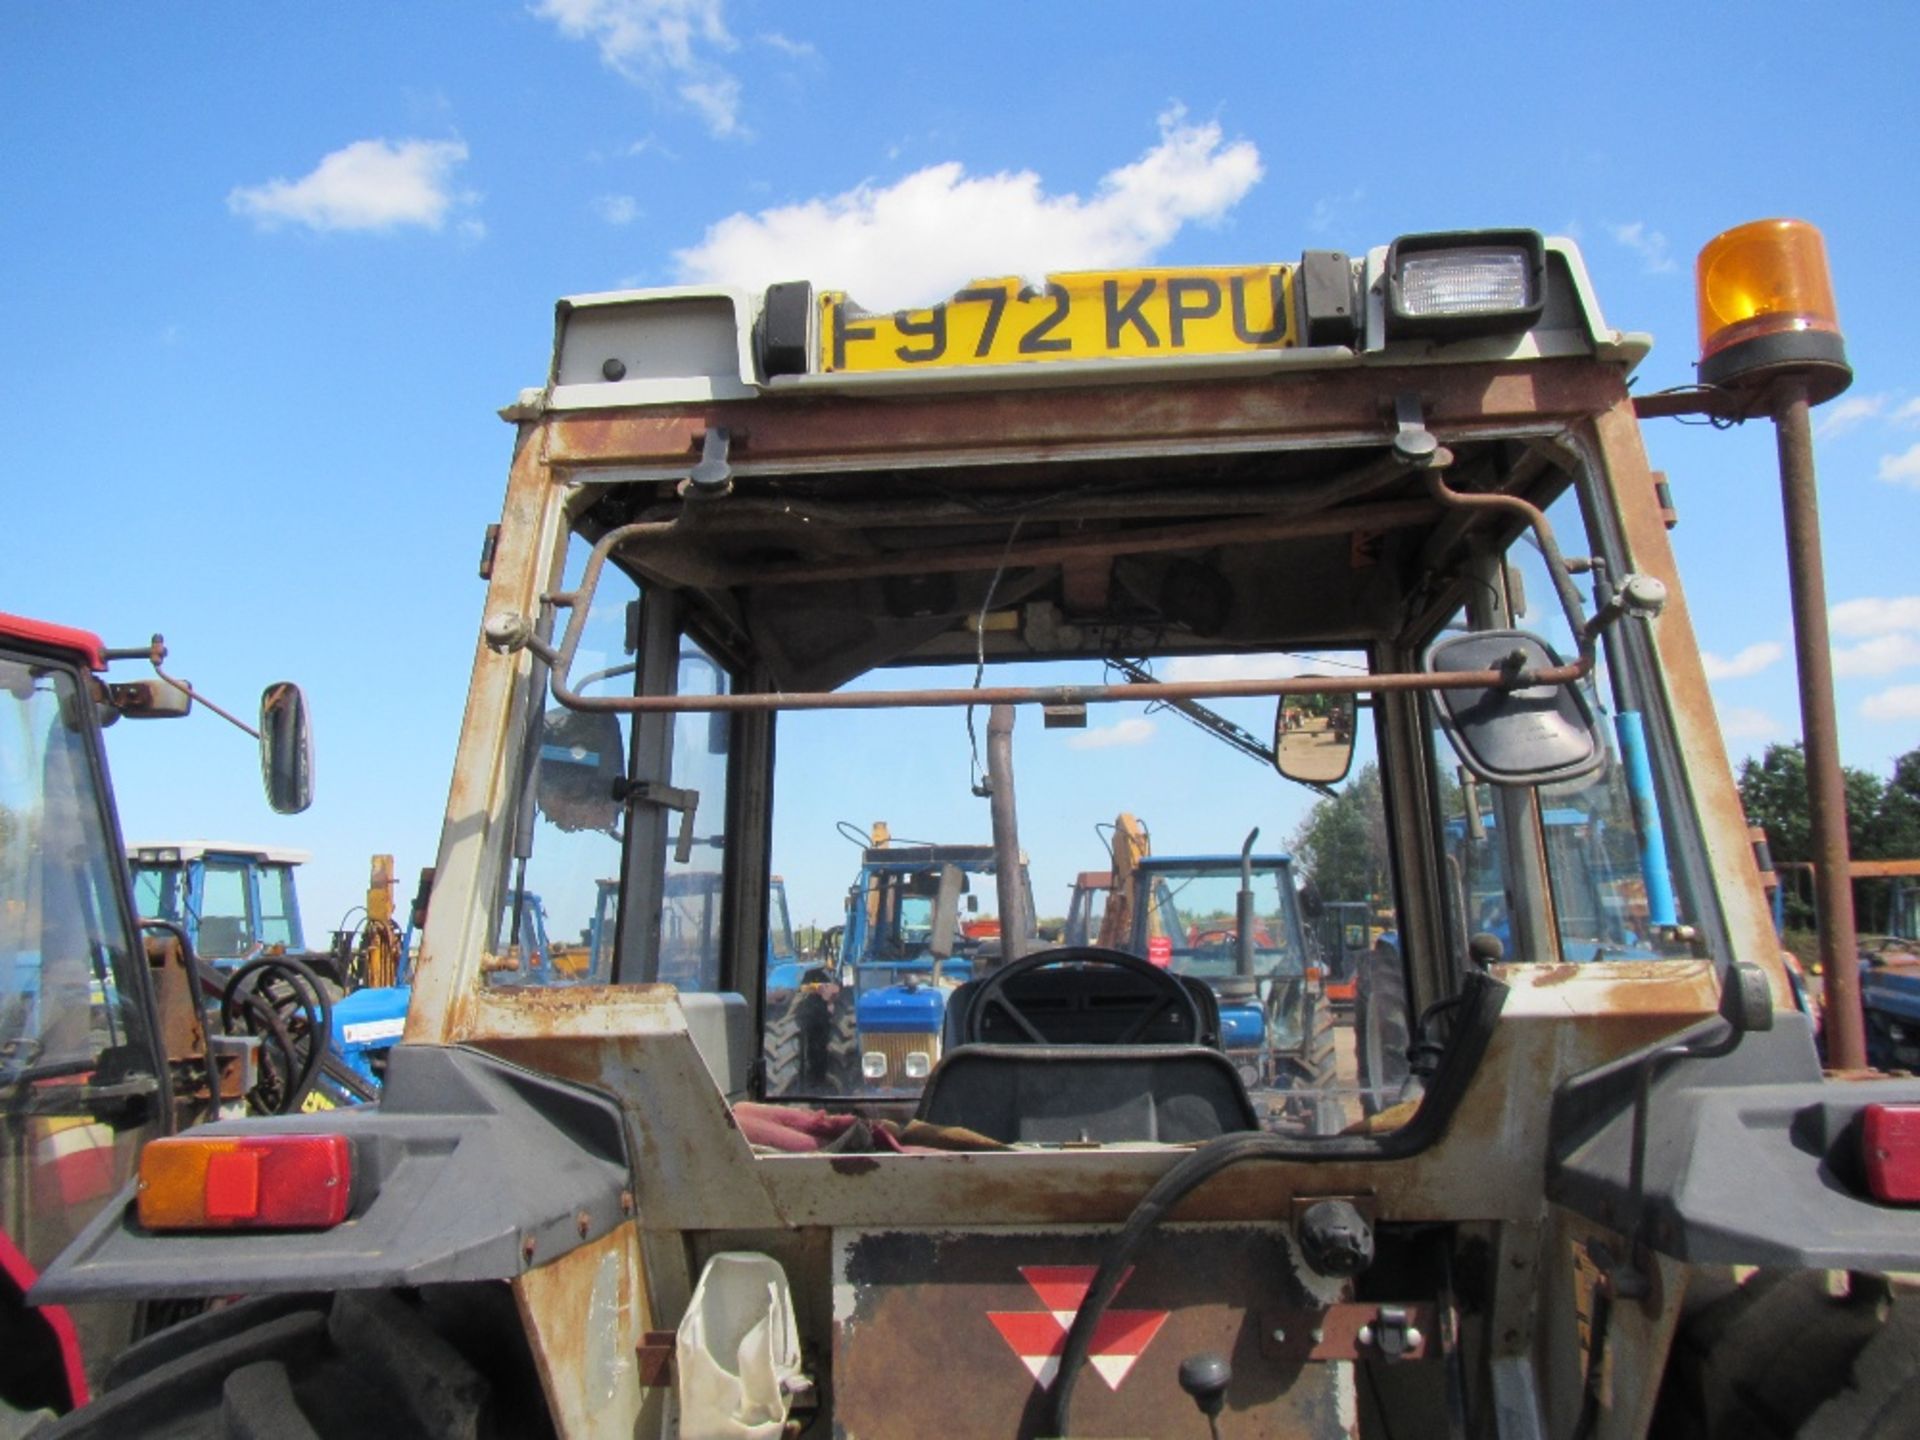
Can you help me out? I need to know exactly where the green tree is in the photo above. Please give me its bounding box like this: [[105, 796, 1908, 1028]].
[[1737, 743, 1920, 932], [1289, 763, 1391, 903]]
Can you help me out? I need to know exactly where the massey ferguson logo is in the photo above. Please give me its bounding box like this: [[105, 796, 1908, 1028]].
[[988, 1266, 1170, 1390]]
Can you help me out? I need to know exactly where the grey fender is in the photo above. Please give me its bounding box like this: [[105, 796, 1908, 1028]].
[[32, 1044, 630, 1303], [1548, 1013, 1920, 1271]]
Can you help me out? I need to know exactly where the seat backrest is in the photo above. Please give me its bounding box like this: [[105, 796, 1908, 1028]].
[[916, 1044, 1258, 1144], [941, 966, 1222, 1052]]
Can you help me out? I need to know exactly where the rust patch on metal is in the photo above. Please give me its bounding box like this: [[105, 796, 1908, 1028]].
[[829, 1156, 882, 1177], [834, 1226, 1362, 1439], [544, 361, 1623, 474], [514, 1223, 661, 1439], [1532, 964, 1582, 987], [635, 1330, 675, 1388]]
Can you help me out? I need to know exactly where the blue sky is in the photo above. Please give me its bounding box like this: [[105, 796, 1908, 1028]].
[[6, 1, 1919, 934]]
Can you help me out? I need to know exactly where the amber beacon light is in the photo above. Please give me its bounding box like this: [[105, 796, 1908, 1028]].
[[1695, 218, 1851, 403]]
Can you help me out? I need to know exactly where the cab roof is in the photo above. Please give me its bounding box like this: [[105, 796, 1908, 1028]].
[[129, 841, 312, 866]]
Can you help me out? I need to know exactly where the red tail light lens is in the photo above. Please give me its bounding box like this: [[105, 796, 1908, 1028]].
[[138, 1134, 352, 1230], [1861, 1104, 1920, 1204]]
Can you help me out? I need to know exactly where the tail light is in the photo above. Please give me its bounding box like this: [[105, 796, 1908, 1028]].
[[137, 1133, 352, 1230], [1861, 1104, 1920, 1204]]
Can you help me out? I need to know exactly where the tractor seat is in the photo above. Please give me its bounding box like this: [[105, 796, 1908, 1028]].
[[919, 948, 1256, 1145]]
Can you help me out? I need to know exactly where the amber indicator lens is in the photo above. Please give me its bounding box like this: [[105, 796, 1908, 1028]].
[[137, 1133, 352, 1230], [1696, 218, 1840, 359]]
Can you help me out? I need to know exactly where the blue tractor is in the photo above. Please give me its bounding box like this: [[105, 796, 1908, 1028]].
[[128, 842, 327, 977], [1121, 841, 1340, 1134], [762, 837, 1025, 1096]]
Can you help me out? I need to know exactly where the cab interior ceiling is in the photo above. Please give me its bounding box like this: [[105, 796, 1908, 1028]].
[[569, 434, 1568, 693]]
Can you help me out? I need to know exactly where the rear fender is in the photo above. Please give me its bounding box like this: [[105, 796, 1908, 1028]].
[[31, 1045, 630, 1303]]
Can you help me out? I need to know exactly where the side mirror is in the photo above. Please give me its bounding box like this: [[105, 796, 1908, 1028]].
[[1274, 686, 1356, 786], [536, 708, 627, 834], [259, 683, 314, 815], [1425, 630, 1604, 786]]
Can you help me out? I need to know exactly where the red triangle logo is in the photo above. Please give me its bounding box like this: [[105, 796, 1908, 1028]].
[[987, 1265, 1169, 1391]]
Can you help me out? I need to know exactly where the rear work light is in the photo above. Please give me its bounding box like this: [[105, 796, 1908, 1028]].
[[1386, 230, 1547, 339], [137, 1133, 352, 1231], [1862, 1104, 1920, 1205]]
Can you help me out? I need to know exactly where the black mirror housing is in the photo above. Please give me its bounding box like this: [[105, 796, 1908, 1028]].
[[536, 708, 627, 834], [259, 682, 314, 815], [1425, 631, 1603, 787]]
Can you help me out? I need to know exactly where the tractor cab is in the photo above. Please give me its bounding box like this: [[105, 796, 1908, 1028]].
[[39, 226, 1920, 1440], [127, 842, 312, 971], [1124, 853, 1334, 1123]]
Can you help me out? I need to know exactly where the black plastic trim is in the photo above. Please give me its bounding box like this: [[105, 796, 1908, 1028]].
[[758, 281, 813, 378], [1698, 328, 1851, 404], [1298, 250, 1357, 348]]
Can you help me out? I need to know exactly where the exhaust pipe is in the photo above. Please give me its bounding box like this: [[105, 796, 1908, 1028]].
[[987, 704, 1029, 963]]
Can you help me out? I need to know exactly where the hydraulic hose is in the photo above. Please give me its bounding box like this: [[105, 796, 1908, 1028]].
[[1049, 1131, 1292, 1435]]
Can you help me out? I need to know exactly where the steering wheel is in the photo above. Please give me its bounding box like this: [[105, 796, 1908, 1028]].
[[963, 946, 1204, 1046], [1190, 928, 1238, 959]]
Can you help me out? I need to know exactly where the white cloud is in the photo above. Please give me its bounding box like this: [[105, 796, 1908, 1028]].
[[757, 31, 816, 59], [1067, 717, 1157, 751], [535, 0, 743, 137], [228, 139, 471, 233], [1610, 221, 1676, 275], [594, 194, 641, 225], [1716, 705, 1783, 740], [1700, 642, 1783, 681], [1863, 685, 1920, 722], [673, 108, 1263, 311], [1163, 652, 1319, 683], [1831, 596, 1920, 637], [1309, 188, 1363, 235], [1834, 634, 1920, 678], [1816, 392, 1885, 438], [1896, 398, 1920, 426], [1880, 442, 1920, 488]]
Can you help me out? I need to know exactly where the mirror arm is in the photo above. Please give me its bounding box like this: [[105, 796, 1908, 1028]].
[[1419, 469, 1597, 674], [483, 518, 687, 698], [141, 638, 262, 739]]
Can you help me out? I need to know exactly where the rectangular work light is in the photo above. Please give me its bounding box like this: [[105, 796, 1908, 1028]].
[[1386, 230, 1547, 339], [137, 1133, 352, 1230]]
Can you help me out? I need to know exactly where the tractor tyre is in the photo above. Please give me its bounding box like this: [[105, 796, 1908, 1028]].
[[44, 1285, 551, 1440], [1298, 991, 1344, 1135], [825, 990, 862, 1093], [1354, 943, 1413, 1117], [1651, 1269, 1920, 1439], [762, 990, 807, 1095]]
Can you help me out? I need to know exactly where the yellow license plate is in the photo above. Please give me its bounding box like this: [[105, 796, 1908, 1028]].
[[821, 265, 1295, 374]]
